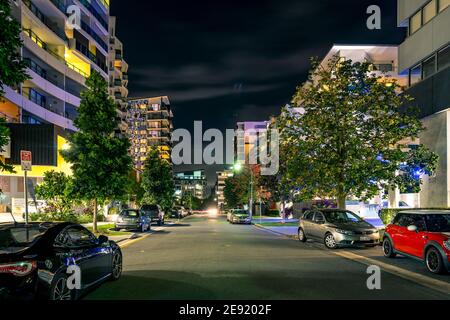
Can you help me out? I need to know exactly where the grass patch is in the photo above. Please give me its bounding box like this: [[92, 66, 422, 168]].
[[256, 222, 298, 227], [86, 224, 130, 236]]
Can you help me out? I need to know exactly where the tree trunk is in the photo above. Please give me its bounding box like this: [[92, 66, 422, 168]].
[[337, 195, 346, 210], [93, 199, 98, 233]]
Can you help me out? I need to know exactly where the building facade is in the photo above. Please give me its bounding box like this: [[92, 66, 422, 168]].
[[108, 15, 128, 135], [215, 169, 233, 209], [235, 121, 269, 165], [174, 170, 207, 200], [126, 96, 173, 171], [397, 0, 450, 207]]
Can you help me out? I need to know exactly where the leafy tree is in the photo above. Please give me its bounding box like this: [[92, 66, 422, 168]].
[[278, 56, 438, 209], [35, 171, 72, 214], [141, 147, 175, 213], [223, 166, 255, 209], [62, 71, 132, 232], [0, 0, 29, 173]]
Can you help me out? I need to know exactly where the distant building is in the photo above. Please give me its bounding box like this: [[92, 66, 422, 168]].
[[215, 168, 234, 209], [126, 96, 173, 171], [235, 121, 269, 165], [174, 170, 207, 200]]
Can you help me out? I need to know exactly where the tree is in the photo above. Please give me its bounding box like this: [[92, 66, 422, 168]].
[[278, 56, 438, 209], [0, 0, 30, 173], [141, 147, 175, 213], [62, 71, 132, 232], [35, 171, 72, 214], [223, 167, 254, 209]]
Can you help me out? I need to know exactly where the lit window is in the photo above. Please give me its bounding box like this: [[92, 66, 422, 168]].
[[410, 11, 422, 34], [438, 45, 450, 70], [422, 56, 436, 78], [423, 0, 437, 24], [440, 0, 450, 11], [409, 64, 422, 86]]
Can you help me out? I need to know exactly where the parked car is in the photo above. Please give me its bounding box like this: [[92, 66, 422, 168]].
[[140, 204, 165, 226], [115, 209, 151, 232], [0, 222, 122, 300], [298, 209, 380, 249], [382, 210, 450, 274], [229, 209, 251, 224]]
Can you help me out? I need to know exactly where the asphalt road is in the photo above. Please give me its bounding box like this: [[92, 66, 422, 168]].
[[85, 215, 450, 300]]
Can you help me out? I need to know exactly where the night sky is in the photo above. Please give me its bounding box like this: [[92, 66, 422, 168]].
[[110, 0, 405, 185]]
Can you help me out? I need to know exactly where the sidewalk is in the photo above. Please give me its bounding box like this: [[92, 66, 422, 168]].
[[253, 222, 298, 239]]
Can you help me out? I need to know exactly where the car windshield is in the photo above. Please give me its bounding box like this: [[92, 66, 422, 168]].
[[121, 210, 140, 217], [233, 210, 248, 215], [0, 227, 43, 253], [425, 214, 450, 232], [323, 210, 363, 223]]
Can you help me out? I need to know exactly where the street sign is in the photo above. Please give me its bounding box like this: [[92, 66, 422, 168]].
[[21, 150, 32, 171]]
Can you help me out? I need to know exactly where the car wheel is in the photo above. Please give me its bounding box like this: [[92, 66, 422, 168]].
[[425, 247, 445, 274], [298, 228, 307, 243], [49, 273, 76, 301], [382, 238, 396, 258], [111, 250, 123, 281], [324, 233, 338, 249]]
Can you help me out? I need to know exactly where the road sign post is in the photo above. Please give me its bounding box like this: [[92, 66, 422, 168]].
[[20, 151, 32, 225]]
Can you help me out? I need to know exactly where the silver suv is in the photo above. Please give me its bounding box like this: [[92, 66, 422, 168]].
[[298, 209, 380, 249]]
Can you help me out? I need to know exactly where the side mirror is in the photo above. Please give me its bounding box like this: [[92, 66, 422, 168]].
[[98, 235, 109, 244], [407, 225, 418, 232]]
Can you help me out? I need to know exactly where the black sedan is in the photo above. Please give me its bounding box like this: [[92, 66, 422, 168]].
[[0, 222, 122, 300]]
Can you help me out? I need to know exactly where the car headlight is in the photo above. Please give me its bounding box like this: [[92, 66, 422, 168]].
[[117, 217, 123, 223], [335, 228, 355, 236], [443, 239, 450, 250]]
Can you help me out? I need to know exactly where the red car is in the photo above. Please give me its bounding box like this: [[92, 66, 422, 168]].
[[382, 210, 450, 274]]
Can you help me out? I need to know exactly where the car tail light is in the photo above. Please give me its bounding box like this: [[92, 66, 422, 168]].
[[0, 261, 37, 277]]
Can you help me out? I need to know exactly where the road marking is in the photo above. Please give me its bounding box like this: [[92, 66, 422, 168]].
[[118, 224, 172, 249], [332, 250, 450, 296], [253, 224, 450, 296]]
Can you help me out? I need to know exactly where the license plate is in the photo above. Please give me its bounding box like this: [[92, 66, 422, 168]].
[[360, 236, 370, 241]]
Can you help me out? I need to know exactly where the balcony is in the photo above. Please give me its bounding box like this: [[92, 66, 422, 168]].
[[78, 0, 108, 31], [23, 28, 89, 78], [74, 40, 107, 73], [404, 66, 450, 119], [80, 20, 108, 52], [23, 0, 67, 41]]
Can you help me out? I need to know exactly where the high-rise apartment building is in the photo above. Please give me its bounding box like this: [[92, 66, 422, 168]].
[[1, 0, 111, 129], [235, 121, 270, 165], [108, 15, 128, 135], [126, 96, 173, 171], [0, 0, 119, 212], [397, 0, 450, 207]]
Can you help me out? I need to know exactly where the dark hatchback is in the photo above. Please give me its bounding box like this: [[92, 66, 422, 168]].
[[0, 222, 122, 300]]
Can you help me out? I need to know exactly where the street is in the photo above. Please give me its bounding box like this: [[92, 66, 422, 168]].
[[85, 215, 450, 300]]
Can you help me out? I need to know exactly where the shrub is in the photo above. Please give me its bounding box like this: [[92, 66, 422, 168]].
[[266, 209, 280, 217]]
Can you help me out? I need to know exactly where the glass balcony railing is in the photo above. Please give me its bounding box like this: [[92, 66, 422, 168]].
[[81, 20, 108, 51], [23, 0, 67, 41], [49, 0, 65, 13], [74, 40, 107, 73], [79, 0, 108, 30], [23, 28, 89, 78]]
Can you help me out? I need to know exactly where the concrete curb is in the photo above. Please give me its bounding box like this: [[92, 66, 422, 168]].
[[253, 223, 298, 239]]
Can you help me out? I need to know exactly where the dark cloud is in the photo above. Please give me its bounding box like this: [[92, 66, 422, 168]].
[[111, 0, 405, 183]]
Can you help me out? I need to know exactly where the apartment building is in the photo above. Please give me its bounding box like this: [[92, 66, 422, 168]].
[[108, 15, 128, 135], [126, 96, 173, 171], [216, 169, 234, 209], [0, 0, 113, 212], [174, 170, 207, 200], [235, 121, 270, 165], [397, 0, 450, 207]]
